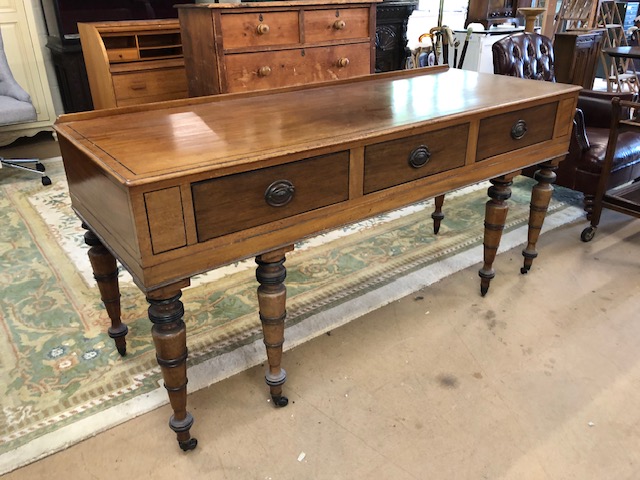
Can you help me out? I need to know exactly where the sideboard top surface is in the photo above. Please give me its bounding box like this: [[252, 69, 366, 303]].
[[55, 68, 580, 184], [175, 0, 382, 9]]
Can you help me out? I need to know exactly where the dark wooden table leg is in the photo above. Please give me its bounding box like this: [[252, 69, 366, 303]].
[[256, 246, 293, 407], [147, 279, 197, 451], [522, 160, 558, 274], [479, 174, 515, 296], [83, 225, 128, 356], [432, 194, 445, 234]]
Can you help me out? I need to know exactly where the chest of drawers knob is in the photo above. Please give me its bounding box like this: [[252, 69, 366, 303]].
[[256, 23, 270, 35], [333, 20, 346, 30], [408, 145, 431, 168], [258, 66, 272, 77], [337, 57, 350, 68], [264, 180, 296, 207], [511, 119, 528, 140]]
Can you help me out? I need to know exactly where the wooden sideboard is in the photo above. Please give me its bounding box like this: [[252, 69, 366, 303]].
[[78, 19, 188, 109], [54, 67, 580, 451], [177, 0, 378, 96]]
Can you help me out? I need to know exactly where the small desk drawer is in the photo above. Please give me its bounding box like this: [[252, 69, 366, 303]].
[[304, 8, 371, 43], [221, 11, 300, 49], [224, 43, 370, 92], [112, 67, 187, 101], [364, 124, 469, 194], [476, 102, 558, 161], [192, 152, 350, 242]]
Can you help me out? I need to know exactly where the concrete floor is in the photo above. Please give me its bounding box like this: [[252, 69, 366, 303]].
[[2, 135, 640, 479]]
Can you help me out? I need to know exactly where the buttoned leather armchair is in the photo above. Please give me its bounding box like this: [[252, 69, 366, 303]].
[[492, 31, 640, 217]]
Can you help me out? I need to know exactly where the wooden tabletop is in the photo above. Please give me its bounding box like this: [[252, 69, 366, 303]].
[[56, 67, 580, 186], [603, 46, 640, 59]]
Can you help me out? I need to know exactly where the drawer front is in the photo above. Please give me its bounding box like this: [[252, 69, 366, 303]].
[[225, 43, 370, 92], [476, 102, 558, 161], [192, 152, 350, 242], [221, 11, 300, 49], [304, 8, 371, 43], [112, 67, 188, 102], [107, 48, 139, 63], [364, 124, 469, 194]]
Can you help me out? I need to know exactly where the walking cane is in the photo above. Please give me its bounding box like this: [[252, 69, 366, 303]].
[[457, 26, 473, 69]]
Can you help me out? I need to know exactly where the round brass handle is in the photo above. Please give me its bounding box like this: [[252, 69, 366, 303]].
[[337, 57, 350, 68], [256, 23, 270, 35], [511, 120, 527, 140], [258, 66, 272, 77], [408, 145, 431, 169], [333, 20, 346, 30], [265, 180, 295, 207]]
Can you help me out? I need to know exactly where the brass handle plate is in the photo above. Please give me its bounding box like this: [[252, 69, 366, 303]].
[[265, 180, 295, 207], [408, 145, 431, 168], [511, 120, 527, 140]]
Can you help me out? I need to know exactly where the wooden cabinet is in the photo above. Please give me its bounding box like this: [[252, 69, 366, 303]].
[[0, 0, 57, 145], [553, 30, 605, 89], [465, 0, 533, 28], [78, 20, 188, 109], [176, 1, 377, 97]]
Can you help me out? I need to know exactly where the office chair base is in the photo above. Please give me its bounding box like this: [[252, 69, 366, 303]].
[[1, 157, 51, 185]]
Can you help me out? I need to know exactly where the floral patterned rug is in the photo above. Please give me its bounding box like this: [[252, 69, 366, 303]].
[[0, 158, 584, 474]]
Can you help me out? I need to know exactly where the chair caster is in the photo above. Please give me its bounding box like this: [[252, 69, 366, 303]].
[[271, 395, 289, 407], [178, 437, 198, 451], [42, 176, 51, 186], [36, 162, 46, 172], [580, 226, 596, 242]]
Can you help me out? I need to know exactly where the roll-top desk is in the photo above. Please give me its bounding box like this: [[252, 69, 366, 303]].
[[54, 67, 580, 451], [176, 0, 378, 96]]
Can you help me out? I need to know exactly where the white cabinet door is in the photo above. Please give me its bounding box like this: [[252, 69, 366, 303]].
[[0, 0, 57, 145]]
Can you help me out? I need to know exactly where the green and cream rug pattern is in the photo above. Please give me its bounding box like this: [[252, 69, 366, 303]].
[[0, 158, 584, 474]]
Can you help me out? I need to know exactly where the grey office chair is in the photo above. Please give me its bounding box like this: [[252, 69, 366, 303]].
[[0, 30, 51, 185]]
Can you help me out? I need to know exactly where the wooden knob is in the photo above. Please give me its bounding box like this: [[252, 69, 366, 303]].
[[256, 23, 270, 35], [333, 20, 346, 30], [258, 66, 272, 77], [337, 57, 350, 68]]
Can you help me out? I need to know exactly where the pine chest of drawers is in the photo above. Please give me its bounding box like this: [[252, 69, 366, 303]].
[[176, 0, 378, 96]]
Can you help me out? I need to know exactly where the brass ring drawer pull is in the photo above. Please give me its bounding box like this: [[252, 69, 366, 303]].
[[511, 120, 527, 140], [408, 145, 431, 168], [337, 57, 350, 68], [333, 20, 346, 30], [258, 66, 272, 77], [265, 180, 295, 207], [256, 23, 270, 35]]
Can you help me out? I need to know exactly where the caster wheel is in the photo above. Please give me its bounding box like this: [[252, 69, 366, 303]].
[[36, 162, 46, 172], [178, 438, 198, 451], [42, 176, 52, 186], [580, 226, 596, 242], [271, 395, 289, 407]]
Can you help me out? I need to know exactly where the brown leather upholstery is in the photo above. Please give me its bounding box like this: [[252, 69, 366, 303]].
[[492, 32, 640, 216], [492, 32, 555, 81]]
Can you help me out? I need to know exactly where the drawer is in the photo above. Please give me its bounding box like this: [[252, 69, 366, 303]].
[[192, 152, 350, 242], [112, 67, 188, 103], [107, 48, 139, 63], [221, 11, 300, 49], [476, 102, 558, 161], [364, 124, 469, 194], [304, 8, 371, 43], [224, 43, 371, 93]]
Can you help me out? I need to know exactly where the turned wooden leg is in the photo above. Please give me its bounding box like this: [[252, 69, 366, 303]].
[[522, 161, 557, 274], [479, 175, 513, 296], [432, 194, 445, 234], [147, 280, 197, 452], [83, 225, 127, 356], [256, 247, 293, 407]]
